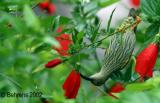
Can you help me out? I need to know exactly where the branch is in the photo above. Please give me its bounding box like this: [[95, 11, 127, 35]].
[[72, 16, 141, 54]]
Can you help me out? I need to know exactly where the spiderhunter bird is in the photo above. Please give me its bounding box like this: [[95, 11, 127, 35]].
[[80, 8, 141, 86]]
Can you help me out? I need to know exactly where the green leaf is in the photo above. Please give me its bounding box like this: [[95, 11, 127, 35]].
[[23, 5, 40, 31], [90, 23, 100, 42], [126, 83, 154, 92], [107, 8, 116, 32], [84, 1, 98, 14], [32, 64, 44, 73], [59, 16, 71, 25], [126, 76, 160, 92], [146, 76, 160, 87], [51, 16, 60, 32], [51, 16, 70, 32], [141, 0, 160, 23], [77, 31, 84, 43], [145, 23, 160, 36], [0, 0, 38, 6], [155, 57, 160, 67], [71, 29, 78, 44], [33, 43, 51, 53], [43, 36, 60, 47], [98, 0, 119, 7]]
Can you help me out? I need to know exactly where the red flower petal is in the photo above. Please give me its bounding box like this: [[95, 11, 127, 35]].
[[135, 44, 159, 79], [108, 82, 125, 99], [45, 58, 62, 68], [130, 0, 140, 7], [39, 1, 49, 10], [62, 70, 81, 99], [56, 26, 62, 33], [109, 83, 125, 93], [63, 70, 76, 96], [68, 73, 81, 98], [53, 34, 72, 56], [47, 3, 56, 15]]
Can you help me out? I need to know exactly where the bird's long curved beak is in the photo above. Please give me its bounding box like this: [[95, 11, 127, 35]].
[[80, 73, 93, 81]]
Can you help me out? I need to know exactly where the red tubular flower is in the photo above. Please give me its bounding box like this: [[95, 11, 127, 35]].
[[45, 58, 62, 68], [130, 0, 140, 7], [47, 3, 56, 15], [62, 70, 81, 99], [135, 43, 159, 80], [108, 82, 125, 99], [56, 26, 62, 33], [39, 1, 56, 15], [53, 34, 72, 56], [39, 1, 49, 10]]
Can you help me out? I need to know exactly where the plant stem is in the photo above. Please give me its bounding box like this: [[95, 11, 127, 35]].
[[91, 84, 107, 95], [72, 18, 141, 55], [127, 77, 140, 84]]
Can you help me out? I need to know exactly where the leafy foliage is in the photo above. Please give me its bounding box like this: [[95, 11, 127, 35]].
[[0, 0, 160, 103], [141, 0, 160, 36]]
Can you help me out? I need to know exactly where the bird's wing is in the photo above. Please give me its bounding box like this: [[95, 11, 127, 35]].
[[100, 30, 135, 77]]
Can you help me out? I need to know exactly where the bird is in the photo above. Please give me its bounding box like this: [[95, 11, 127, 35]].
[[80, 8, 141, 86]]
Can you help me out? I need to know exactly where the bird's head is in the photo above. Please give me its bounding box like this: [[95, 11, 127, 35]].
[[80, 71, 108, 86]]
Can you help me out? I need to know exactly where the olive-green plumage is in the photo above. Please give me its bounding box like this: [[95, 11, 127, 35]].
[[90, 17, 136, 86]]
